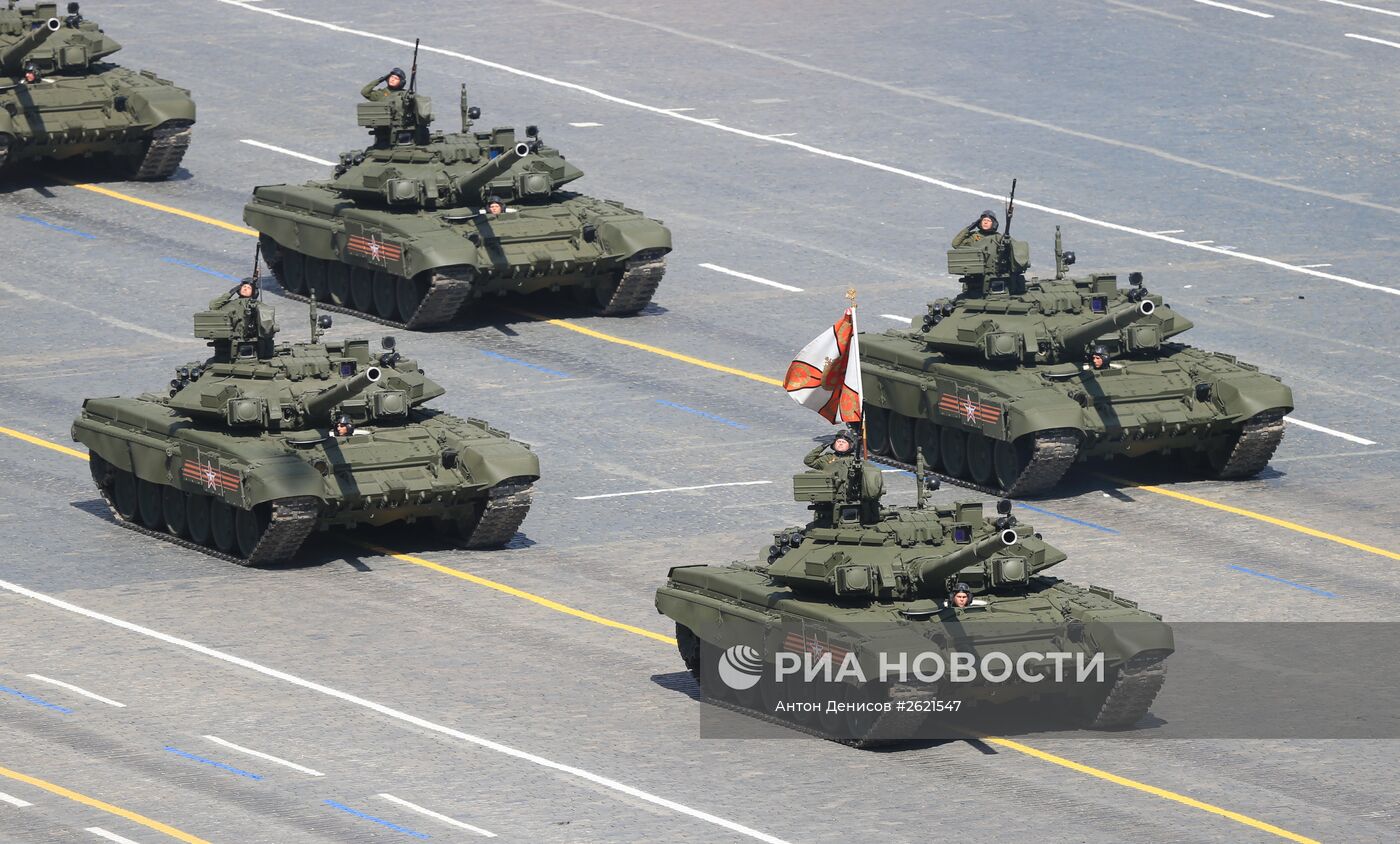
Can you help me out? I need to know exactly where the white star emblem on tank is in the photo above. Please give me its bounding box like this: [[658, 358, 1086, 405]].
[[964, 399, 977, 424]]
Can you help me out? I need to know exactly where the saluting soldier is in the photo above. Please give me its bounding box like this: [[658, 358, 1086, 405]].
[[361, 67, 407, 101], [951, 210, 999, 247]]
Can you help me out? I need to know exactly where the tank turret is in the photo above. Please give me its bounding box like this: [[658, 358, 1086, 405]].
[[1, 17, 59, 73], [302, 366, 382, 421], [1056, 297, 1156, 356]]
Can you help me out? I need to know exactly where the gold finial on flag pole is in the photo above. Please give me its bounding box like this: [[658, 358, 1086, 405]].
[[845, 286, 857, 308]]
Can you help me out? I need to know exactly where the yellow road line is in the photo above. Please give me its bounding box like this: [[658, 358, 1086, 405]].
[[986, 739, 1319, 844], [511, 309, 784, 387], [357, 541, 677, 644], [0, 425, 89, 460], [1106, 476, 1400, 562], [1, 423, 1318, 842], [53, 178, 258, 238], [0, 763, 211, 844]]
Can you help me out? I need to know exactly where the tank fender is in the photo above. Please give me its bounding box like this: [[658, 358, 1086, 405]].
[[239, 455, 328, 507], [458, 440, 541, 489], [0, 111, 14, 137], [71, 416, 165, 480], [1003, 390, 1087, 441], [595, 216, 672, 259], [1084, 618, 1175, 665], [1210, 373, 1294, 422], [410, 229, 483, 277], [656, 586, 773, 643], [124, 87, 197, 127]]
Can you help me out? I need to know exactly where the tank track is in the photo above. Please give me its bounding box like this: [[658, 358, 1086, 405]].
[[599, 255, 666, 315], [1210, 410, 1286, 479], [463, 482, 534, 549], [1088, 662, 1167, 730], [271, 265, 472, 331], [131, 124, 192, 181], [872, 429, 1079, 498], [95, 482, 320, 566]]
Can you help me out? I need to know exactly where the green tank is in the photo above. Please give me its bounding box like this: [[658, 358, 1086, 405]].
[[71, 277, 538, 566], [656, 436, 1173, 745], [244, 76, 672, 329], [860, 216, 1293, 496], [0, 2, 194, 179]]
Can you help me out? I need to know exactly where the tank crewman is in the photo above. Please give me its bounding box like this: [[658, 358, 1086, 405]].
[[21, 63, 40, 85], [485, 196, 505, 216], [804, 428, 859, 469], [951, 210, 999, 247], [1088, 344, 1110, 371], [949, 583, 973, 609], [334, 415, 355, 438], [361, 67, 407, 101]]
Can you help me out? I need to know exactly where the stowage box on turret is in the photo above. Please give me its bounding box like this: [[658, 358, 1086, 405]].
[[859, 210, 1292, 495], [72, 280, 539, 565], [245, 75, 672, 329], [0, 2, 194, 178], [656, 436, 1173, 745]]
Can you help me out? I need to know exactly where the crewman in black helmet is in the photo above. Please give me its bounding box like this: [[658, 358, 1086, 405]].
[[334, 415, 355, 438], [949, 583, 973, 609], [1089, 344, 1111, 371], [361, 67, 408, 101], [21, 63, 40, 85], [951, 210, 999, 247]]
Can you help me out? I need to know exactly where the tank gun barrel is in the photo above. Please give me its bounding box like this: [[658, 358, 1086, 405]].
[[1058, 299, 1155, 353], [2, 17, 60, 73], [911, 527, 1018, 589], [302, 366, 381, 420], [454, 142, 531, 201]]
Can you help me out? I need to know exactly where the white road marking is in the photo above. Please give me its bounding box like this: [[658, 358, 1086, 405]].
[[750, 97, 786, 104], [1345, 32, 1400, 49], [663, 107, 695, 112], [1190, 0, 1274, 17], [880, 314, 913, 323], [0, 791, 33, 808], [1152, 229, 1186, 234], [1297, 263, 1333, 268], [211, 0, 1399, 298], [0, 578, 790, 844], [766, 132, 798, 137], [1190, 239, 1216, 244], [1319, 0, 1400, 19], [378, 794, 497, 838], [239, 139, 335, 166], [567, 122, 603, 127], [86, 829, 142, 844], [698, 263, 803, 292], [0, 281, 193, 344], [202, 735, 325, 776], [26, 674, 125, 708], [1285, 417, 1377, 445], [575, 481, 773, 500]]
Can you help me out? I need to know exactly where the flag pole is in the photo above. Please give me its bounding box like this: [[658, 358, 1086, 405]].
[[846, 286, 865, 458]]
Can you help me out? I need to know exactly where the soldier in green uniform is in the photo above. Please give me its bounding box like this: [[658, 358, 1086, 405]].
[[802, 430, 885, 524], [951, 210, 999, 247], [360, 67, 407, 101]]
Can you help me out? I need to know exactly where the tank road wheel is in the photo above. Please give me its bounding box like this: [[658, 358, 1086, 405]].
[[233, 505, 270, 563], [280, 251, 308, 295], [372, 272, 400, 321], [916, 419, 942, 470], [111, 469, 139, 521], [1202, 411, 1286, 480], [89, 453, 112, 487], [940, 428, 969, 479], [889, 413, 918, 464], [162, 486, 188, 538], [396, 273, 429, 323], [434, 502, 482, 542], [305, 257, 331, 302], [863, 405, 890, 455], [349, 267, 375, 313], [993, 438, 1032, 492], [326, 262, 352, 307], [966, 432, 995, 486], [185, 493, 212, 545], [209, 500, 237, 552], [676, 623, 701, 680], [136, 479, 164, 529], [592, 276, 621, 310]]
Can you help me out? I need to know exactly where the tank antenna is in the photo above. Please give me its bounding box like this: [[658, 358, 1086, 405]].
[[409, 38, 420, 93]]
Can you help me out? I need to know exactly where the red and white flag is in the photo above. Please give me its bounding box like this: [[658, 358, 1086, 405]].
[[783, 307, 863, 423]]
